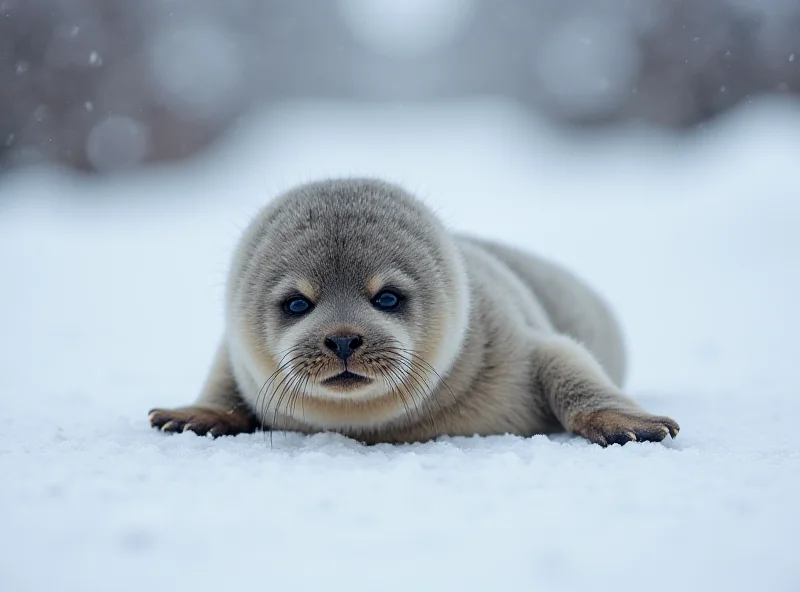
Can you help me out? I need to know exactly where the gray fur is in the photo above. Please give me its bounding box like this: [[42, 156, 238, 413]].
[[149, 178, 679, 446]]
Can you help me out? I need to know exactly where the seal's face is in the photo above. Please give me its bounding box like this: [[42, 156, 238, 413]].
[[230, 179, 470, 429], [269, 271, 419, 401]]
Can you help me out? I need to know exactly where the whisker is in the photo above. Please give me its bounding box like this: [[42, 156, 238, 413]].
[[272, 360, 309, 436], [253, 347, 304, 425], [403, 356, 454, 430], [374, 364, 412, 423], [285, 362, 316, 432], [298, 363, 323, 421], [380, 355, 437, 432], [263, 356, 311, 447], [381, 358, 425, 421], [260, 352, 308, 423], [255, 352, 306, 444], [381, 341, 461, 416], [249, 336, 461, 445], [260, 362, 304, 441], [381, 362, 414, 423]]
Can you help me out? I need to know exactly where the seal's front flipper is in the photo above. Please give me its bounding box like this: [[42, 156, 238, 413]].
[[149, 340, 257, 438], [532, 335, 679, 447], [570, 409, 679, 447], [149, 404, 257, 438]]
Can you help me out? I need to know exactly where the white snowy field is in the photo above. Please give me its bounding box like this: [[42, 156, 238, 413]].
[[1, 99, 799, 592]]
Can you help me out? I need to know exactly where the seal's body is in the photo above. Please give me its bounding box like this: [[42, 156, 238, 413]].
[[150, 178, 678, 446]]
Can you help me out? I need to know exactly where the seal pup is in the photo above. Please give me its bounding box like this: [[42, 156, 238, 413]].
[[149, 178, 679, 446]]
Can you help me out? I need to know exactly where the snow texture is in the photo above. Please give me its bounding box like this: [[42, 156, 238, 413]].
[[1, 99, 799, 592]]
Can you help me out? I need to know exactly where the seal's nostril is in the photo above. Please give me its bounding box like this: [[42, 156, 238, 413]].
[[324, 335, 364, 361]]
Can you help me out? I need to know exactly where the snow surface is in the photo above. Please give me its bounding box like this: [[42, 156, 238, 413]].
[[1, 99, 799, 592]]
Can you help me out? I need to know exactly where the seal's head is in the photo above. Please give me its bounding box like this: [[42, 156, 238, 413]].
[[227, 178, 470, 430]]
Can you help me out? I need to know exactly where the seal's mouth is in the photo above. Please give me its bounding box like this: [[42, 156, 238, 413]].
[[322, 370, 373, 390]]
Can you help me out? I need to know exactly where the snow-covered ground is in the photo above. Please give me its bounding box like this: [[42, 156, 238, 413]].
[[1, 99, 799, 592]]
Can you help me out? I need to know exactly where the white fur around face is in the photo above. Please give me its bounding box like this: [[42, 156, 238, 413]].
[[426, 244, 471, 379]]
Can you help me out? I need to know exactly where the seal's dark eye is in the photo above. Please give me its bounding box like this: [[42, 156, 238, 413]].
[[283, 296, 312, 315], [372, 290, 401, 311]]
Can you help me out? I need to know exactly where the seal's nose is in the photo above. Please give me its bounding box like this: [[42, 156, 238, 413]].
[[324, 335, 363, 360]]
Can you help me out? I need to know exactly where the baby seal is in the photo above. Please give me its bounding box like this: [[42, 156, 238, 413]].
[[149, 178, 679, 446]]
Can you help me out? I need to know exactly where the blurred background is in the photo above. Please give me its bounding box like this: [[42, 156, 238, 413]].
[[2, 0, 799, 176], [2, 7, 800, 590]]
